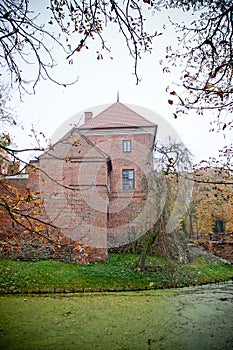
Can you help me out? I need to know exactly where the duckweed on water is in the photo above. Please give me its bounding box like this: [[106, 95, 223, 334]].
[[0, 282, 232, 349]]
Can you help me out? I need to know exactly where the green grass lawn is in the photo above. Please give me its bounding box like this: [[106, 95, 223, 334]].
[[0, 253, 232, 294]]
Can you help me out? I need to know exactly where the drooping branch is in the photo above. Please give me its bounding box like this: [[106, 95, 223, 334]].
[[50, 0, 157, 84], [0, 180, 59, 244], [0, 0, 78, 95], [161, 0, 233, 126]]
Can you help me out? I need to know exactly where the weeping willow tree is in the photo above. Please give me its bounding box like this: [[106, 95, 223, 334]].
[[138, 139, 193, 270]]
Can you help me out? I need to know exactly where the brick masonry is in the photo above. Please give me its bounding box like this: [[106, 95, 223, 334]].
[[0, 103, 157, 263]]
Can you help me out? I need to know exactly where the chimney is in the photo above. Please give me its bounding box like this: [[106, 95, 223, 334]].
[[84, 112, 93, 124]]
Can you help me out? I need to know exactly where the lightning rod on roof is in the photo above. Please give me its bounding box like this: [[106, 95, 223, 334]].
[[117, 90, 119, 102]]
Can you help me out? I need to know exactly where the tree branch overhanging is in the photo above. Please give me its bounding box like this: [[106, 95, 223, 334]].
[[162, 1, 233, 126]]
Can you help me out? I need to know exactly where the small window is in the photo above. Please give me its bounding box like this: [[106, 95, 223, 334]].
[[122, 169, 134, 190], [123, 140, 131, 152]]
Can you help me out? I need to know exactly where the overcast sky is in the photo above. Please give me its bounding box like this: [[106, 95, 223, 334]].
[[3, 2, 231, 164]]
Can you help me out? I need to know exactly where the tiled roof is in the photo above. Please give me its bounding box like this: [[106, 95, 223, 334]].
[[79, 102, 156, 129]]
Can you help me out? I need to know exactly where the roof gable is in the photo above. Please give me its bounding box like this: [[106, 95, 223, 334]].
[[79, 102, 156, 130], [40, 128, 110, 160]]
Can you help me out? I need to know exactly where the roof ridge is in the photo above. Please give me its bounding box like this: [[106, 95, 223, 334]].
[[80, 101, 156, 129], [93, 102, 119, 119], [116, 102, 154, 124]]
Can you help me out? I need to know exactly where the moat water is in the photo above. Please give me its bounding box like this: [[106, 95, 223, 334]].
[[0, 282, 232, 349]]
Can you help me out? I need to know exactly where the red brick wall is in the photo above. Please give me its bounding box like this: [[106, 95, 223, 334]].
[[86, 130, 155, 248], [39, 130, 109, 247], [0, 127, 155, 261], [0, 176, 29, 235], [0, 172, 108, 263], [0, 130, 109, 263]]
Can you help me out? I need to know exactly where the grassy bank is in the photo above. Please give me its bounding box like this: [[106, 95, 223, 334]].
[[0, 253, 232, 294]]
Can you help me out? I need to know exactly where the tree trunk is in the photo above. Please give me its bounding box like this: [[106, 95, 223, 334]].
[[137, 174, 186, 269], [137, 230, 156, 270], [188, 211, 194, 239]]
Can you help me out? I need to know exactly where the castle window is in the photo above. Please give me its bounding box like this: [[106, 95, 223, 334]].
[[122, 169, 134, 190], [123, 140, 131, 152]]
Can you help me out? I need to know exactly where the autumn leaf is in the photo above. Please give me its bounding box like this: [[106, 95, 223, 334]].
[[204, 83, 215, 89], [72, 140, 80, 146]]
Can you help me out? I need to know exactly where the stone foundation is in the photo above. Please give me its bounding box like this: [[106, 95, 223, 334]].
[[0, 232, 108, 264]]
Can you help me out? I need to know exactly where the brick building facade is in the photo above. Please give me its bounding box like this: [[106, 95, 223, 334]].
[[0, 102, 157, 263]]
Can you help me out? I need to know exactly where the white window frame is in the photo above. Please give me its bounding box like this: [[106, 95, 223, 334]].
[[122, 169, 135, 190], [123, 140, 131, 153]]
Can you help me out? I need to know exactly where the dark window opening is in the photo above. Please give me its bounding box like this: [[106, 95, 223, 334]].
[[122, 169, 134, 190], [213, 219, 225, 234]]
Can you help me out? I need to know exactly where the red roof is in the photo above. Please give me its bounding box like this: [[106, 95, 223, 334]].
[[79, 102, 156, 129]]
